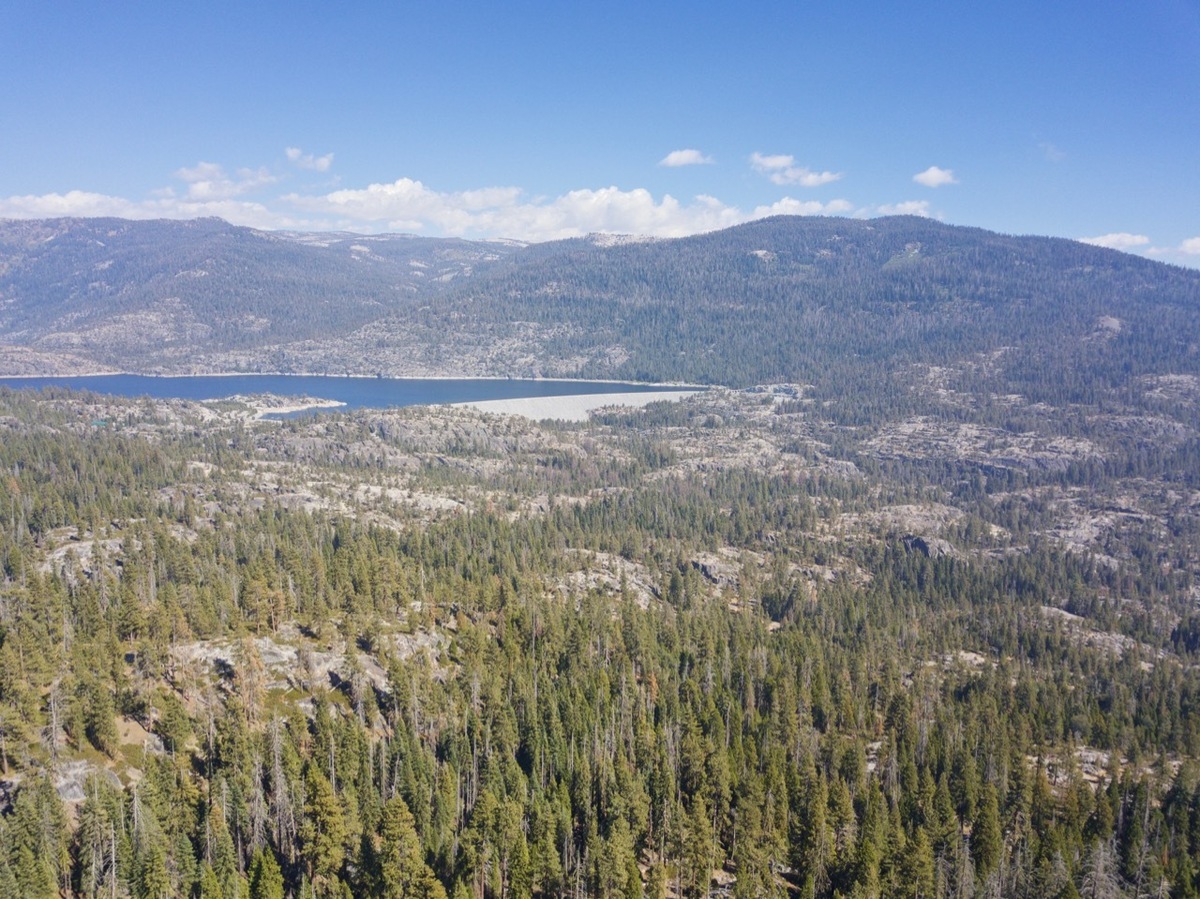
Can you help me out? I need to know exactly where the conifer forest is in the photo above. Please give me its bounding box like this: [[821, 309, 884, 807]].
[[2, 215, 1200, 897]]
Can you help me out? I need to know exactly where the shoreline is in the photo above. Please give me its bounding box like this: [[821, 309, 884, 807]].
[[450, 390, 702, 422], [0, 370, 703, 388], [1, 374, 706, 419]]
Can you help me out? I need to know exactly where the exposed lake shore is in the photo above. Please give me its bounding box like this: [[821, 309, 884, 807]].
[[450, 389, 701, 421]]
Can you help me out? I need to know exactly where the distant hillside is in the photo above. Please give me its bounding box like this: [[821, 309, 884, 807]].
[[2, 216, 1199, 408], [0, 217, 517, 372], [417, 216, 1200, 399]]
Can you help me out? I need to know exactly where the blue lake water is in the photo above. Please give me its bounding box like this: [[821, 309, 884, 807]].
[[0, 374, 685, 414]]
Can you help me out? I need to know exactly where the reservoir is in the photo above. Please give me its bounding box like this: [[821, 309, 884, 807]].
[[0, 374, 688, 414]]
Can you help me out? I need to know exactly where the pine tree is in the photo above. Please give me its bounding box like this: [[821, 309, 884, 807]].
[[375, 794, 446, 899], [901, 825, 936, 899], [681, 793, 713, 899], [791, 766, 832, 897], [972, 782, 1002, 880], [301, 763, 347, 892], [12, 843, 57, 899], [732, 794, 777, 899], [197, 863, 223, 899], [206, 798, 242, 899], [646, 861, 667, 899], [249, 848, 285, 899], [135, 840, 172, 899], [76, 673, 119, 756], [0, 859, 20, 899]]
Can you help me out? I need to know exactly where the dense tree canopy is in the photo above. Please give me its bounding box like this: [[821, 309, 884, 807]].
[[1, 344, 1199, 897]]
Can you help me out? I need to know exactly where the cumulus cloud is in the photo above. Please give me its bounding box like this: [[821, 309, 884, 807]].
[[753, 197, 854, 217], [913, 166, 957, 188], [286, 147, 334, 171], [659, 149, 714, 167], [1, 178, 859, 241], [1143, 240, 1200, 268], [0, 190, 147, 219], [1079, 233, 1151, 251], [173, 162, 276, 200], [750, 152, 841, 187], [0, 188, 313, 231], [175, 162, 225, 183], [0, 150, 871, 241], [282, 177, 858, 241], [874, 200, 932, 217], [291, 179, 717, 240]]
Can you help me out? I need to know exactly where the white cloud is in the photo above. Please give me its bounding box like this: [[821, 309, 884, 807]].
[[283, 177, 858, 241], [750, 153, 793, 171], [289, 179, 726, 240], [0, 188, 314, 231], [0, 151, 869, 241], [171, 162, 277, 201], [750, 152, 841, 187], [1142, 240, 1200, 269], [874, 201, 931, 217], [753, 197, 854, 217], [659, 149, 714, 167], [286, 147, 334, 172], [913, 166, 957, 188], [175, 162, 226, 183], [0, 190, 147, 219], [1079, 232, 1151, 251], [0, 178, 859, 241]]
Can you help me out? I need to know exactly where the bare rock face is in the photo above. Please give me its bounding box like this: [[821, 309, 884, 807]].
[[53, 760, 122, 804], [903, 534, 957, 559]]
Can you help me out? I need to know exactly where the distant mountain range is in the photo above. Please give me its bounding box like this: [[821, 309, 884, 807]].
[[2, 215, 1199, 411], [0, 217, 519, 375]]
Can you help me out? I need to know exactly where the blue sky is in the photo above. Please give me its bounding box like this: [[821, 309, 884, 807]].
[[2, 1, 1197, 264]]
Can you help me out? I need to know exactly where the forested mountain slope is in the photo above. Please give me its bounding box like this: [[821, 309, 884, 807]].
[[0, 217, 518, 373], [2, 215, 1198, 393], [419, 216, 1200, 394]]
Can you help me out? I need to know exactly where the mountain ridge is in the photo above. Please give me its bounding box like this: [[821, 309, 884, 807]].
[[2, 215, 1198, 397]]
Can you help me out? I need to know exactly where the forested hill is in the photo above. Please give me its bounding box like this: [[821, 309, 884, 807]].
[[2, 215, 1199, 393], [0, 217, 519, 373], [424, 216, 1200, 392]]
